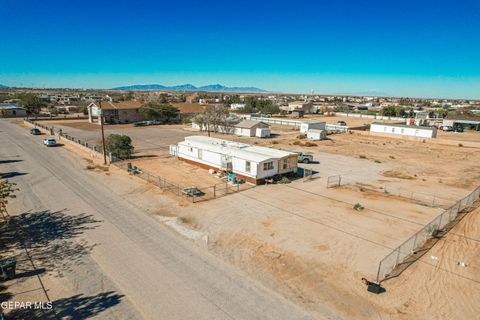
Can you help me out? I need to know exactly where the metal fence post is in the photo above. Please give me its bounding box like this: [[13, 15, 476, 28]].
[[412, 233, 418, 249], [394, 247, 401, 267], [375, 261, 382, 283]]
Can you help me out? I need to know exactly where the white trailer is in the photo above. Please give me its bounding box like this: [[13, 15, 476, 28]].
[[370, 122, 437, 139], [300, 121, 326, 133]]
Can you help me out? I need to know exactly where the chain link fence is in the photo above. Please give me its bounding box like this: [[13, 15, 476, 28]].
[[375, 185, 480, 283], [24, 119, 106, 159], [114, 162, 246, 203], [326, 175, 342, 188], [325, 174, 449, 207]]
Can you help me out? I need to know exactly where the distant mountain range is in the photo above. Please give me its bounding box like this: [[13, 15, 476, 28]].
[[0, 84, 8, 88], [111, 83, 267, 93]]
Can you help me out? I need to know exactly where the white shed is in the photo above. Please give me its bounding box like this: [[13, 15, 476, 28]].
[[370, 122, 437, 139], [255, 127, 271, 138], [307, 129, 326, 140], [300, 121, 326, 133]]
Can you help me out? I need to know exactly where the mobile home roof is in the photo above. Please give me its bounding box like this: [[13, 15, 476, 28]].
[[181, 136, 292, 162]]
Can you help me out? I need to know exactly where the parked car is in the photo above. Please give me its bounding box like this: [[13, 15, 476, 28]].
[[337, 121, 347, 126], [30, 128, 41, 135], [453, 126, 464, 132], [292, 152, 314, 164], [43, 137, 57, 147], [442, 126, 454, 131]]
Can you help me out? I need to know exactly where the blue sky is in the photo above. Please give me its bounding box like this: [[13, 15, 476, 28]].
[[1, 0, 479, 98]]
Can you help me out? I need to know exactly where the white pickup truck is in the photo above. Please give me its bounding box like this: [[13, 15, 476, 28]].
[[292, 152, 314, 164]]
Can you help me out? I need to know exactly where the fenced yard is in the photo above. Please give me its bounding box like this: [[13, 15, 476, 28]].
[[325, 174, 450, 208], [375, 185, 480, 283], [114, 161, 253, 203]]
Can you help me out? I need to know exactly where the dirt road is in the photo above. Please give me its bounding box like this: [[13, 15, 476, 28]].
[[0, 119, 312, 320]]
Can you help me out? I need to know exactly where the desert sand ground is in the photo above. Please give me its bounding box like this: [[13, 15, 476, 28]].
[[31, 118, 480, 319]]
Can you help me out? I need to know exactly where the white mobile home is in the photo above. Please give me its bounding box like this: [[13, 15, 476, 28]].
[[173, 136, 298, 184], [370, 122, 437, 139], [300, 121, 326, 133]]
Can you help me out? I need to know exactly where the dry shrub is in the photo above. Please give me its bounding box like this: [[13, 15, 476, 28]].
[[86, 164, 109, 171], [296, 134, 306, 139], [292, 140, 301, 146], [383, 170, 415, 180], [304, 141, 317, 147]]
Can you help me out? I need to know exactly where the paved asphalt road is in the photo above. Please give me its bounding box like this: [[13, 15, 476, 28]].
[[0, 119, 313, 320]]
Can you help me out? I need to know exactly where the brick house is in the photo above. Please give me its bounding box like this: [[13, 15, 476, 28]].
[[87, 101, 144, 124]]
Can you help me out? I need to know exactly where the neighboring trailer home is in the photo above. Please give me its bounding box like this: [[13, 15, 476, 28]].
[[234, 120, 271, 137], [173, 136, 298, 184], [300, 121, 326, 133], [370, 122, 437, 139], [442, 118, 480, 131]]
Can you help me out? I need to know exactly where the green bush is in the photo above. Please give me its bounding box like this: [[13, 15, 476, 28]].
[[106, 134, 134, 160]]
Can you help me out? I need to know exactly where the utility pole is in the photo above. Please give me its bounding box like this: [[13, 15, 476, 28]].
[[99, 100, 107, 165]]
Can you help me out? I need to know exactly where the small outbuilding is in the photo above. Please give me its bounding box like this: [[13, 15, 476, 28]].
[[290, 109, 305, 118], [0, 103, 27, 118], [234, 120, 270, 137], [255, 127, 271, 138], [300, 121, 326, 133], [307, 129, 327, 141]]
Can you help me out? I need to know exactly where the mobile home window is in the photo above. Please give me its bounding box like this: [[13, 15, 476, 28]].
[[246, 161, 251, 172], [263, 161, 274, 171], [283, 158, 288, 169]]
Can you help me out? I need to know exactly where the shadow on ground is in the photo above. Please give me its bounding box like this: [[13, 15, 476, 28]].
[[0, 160, 23, 164], [0, 210, 101, 278], [0, 172, 28, 179], [5, 291, 124, 319]]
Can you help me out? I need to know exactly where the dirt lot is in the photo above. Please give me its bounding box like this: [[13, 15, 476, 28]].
[[122, 155, 254, 202], [436, 129, 480, 142], [31, 118, 480, 319]]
